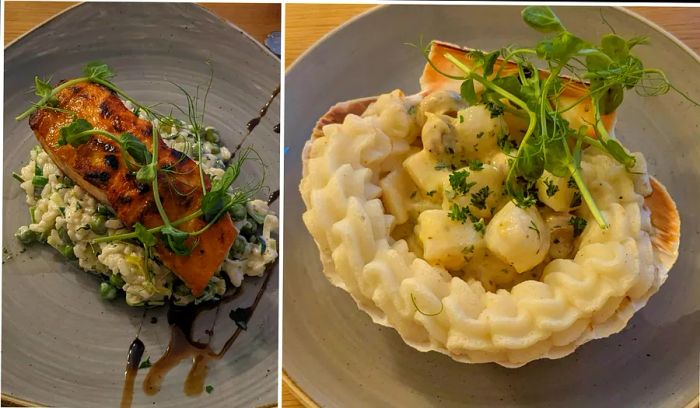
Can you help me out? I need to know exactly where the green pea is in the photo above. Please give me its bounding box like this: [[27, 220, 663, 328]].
[[109, 273, 125, 289], [58, 227, 72, 244], [239, 219, 256, 238], [191, 143, 200, 157], [96, 203, 113, 216], [59, 244, 77, 260], [15, 226, 40, 245], [229, 204, 247, 221], [90, 214, 107, 235], [230, 235, 248, 258], [174, 282, 190, 296], [99, 282, 117, 300], [204, 128, 220, 143], [62, 176, 74, 188]]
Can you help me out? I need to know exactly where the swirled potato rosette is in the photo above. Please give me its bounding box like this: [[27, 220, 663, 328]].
[[300, 41, 679, 367]]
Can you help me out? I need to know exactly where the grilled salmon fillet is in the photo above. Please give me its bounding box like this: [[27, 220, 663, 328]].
[[28, 81, 236, 296]]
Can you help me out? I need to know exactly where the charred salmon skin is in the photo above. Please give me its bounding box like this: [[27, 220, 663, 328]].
[[28, 81, 236, 296]]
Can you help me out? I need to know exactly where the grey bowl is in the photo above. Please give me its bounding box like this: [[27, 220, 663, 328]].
[[283, 5, 700, 407], [3, 3, 280, 407]]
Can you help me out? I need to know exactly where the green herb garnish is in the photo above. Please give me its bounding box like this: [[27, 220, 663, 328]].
[[470, 186, 491, 210], [543, 177, 559, 197], [139, 357, 152, 369], [467, 159, 484, 171], [410, 292, 443, 316], [449, 169, 475, 195], [424, 6, 699, 230], [570, 215, 587, 237]]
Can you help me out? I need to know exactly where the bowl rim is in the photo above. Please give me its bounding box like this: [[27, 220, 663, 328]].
[[283, 4, 700, 408]]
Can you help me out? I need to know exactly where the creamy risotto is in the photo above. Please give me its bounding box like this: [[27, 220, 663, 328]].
[[16, 109, 278, 306]]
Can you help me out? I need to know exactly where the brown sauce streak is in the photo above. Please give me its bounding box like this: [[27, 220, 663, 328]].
[[142, 270, 273, 397], [120, 337, 145, 408], [233, 86, 280, 155]]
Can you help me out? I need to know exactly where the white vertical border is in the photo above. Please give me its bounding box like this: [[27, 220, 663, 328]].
[[278, 1, 286, 406]]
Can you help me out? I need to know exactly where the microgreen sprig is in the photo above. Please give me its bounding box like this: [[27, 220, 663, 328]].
[[427, 6, 699, 229]]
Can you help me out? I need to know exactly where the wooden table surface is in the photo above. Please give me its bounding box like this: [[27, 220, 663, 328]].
[[283, 4, 700, 407], [4, 2, 281, 46]]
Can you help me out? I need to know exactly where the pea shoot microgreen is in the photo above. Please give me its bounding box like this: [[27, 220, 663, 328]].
[[410, 292, 444, 316], [424, 6, 699, 229], [18, 61, 266, 262]]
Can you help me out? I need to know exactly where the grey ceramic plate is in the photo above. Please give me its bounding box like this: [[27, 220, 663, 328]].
[[284, 5, 699, 407], [3, 3, 279, 407]]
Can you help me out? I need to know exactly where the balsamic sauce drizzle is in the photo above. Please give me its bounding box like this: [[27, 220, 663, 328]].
[[233, 86, 280, 155], [137, 269, 274, 400], [267, 190, 280, 206], [120, 309, 147, 408], [119, 85, 279, 408]]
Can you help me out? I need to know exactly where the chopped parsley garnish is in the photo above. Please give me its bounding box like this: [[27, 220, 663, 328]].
[[473, 218, 486, 234], [528, 220, 541, 239], [569, 216, 588, 237], [139, 357, 152, 369], [485, 101, 504, 118], [205, 385, 214, 394], [468, 159, 484, 171], [470, 186, 491, 210], [448, 203, 484, 234], [449, 170, 475, 195], [543, 177, 559, 197], [448, 203, 471, 223], [570, 191, 582, 208]]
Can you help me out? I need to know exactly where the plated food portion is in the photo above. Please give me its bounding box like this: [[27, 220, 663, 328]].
[[13, 63, 278, 307], [300, 7, 681, 367]]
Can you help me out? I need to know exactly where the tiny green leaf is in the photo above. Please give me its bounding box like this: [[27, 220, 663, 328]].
[[522, 6, 565, 33], [83, 61, 114, 81], [449, 169, 475, 196], [569, 215, 588, 237], [119, 133, 152, 165], [136, 163, 156, 183], [482, 51, 499, 77], [134, 223, 157, 248], [58, 119, 94, 147], [160, 226, 191, 256], [603, 139, 636, 168], [597, 84, 624, 115], [205, 385, 214, 394], [601, 34, 629, 62], [460, 79, 477, 105], [32, 175, 49, 187], [139, 357, 152, 369], [34, 77, 53, 98]]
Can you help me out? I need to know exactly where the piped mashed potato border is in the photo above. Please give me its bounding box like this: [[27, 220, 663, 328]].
[[301, 90, 667, 367]]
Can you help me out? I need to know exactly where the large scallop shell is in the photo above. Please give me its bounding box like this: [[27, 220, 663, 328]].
[[300, 40, 680, 367]]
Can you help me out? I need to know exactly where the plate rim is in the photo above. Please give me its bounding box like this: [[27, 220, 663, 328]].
[[283, 4, 700, 408], [3, 2, 280, 407]]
